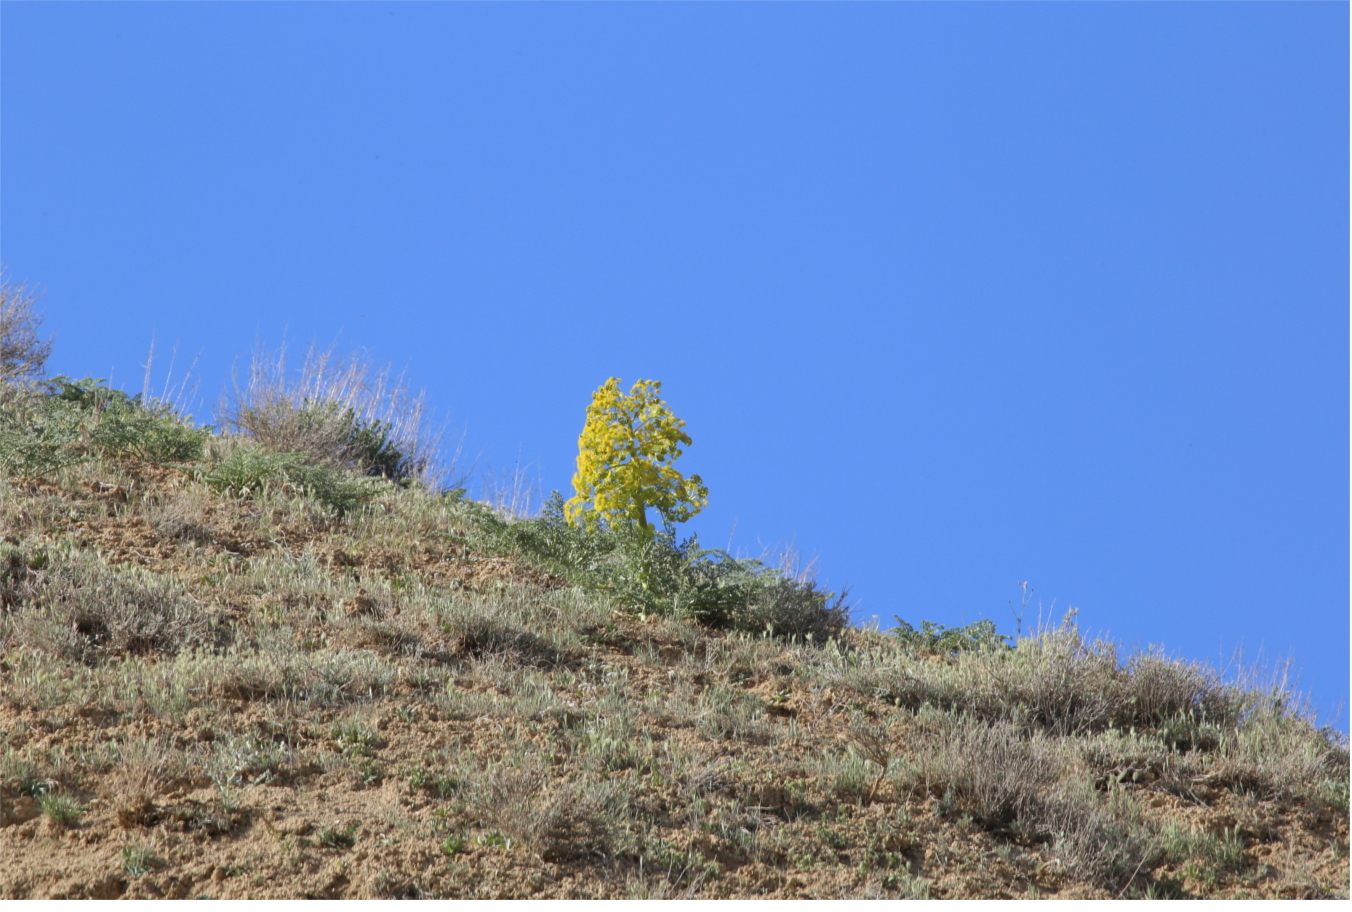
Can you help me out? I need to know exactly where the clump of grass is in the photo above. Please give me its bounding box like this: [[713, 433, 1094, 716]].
[[464, 762, 622, 863], [202, 442, 379, 516], [121, 841, 161, 877], [1159, 821, 1246, 874], [39, 793, 83, 827], [110, 736, 180, 828], [208, 646, 397, 707], [0, 749, 50, 796]]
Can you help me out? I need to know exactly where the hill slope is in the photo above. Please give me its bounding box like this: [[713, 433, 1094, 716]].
[[0, 377, 1347, 900]]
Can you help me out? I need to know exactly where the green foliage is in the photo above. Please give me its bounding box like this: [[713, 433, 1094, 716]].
[[565, 378, 708, 536], [892, 618, 1012, 654], [494, 492, 847, 639], [0, 388, 90, 477], [318, 821, 360, 850], [287, 462, 381, 515], [0, 376, 206, 477], [203, 447, 303, 496], [48, 376, 209, 462]]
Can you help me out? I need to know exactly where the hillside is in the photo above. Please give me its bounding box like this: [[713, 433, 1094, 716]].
[[0, 354, 1347, 898]]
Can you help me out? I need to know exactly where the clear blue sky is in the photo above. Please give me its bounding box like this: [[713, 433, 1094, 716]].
[[3, 4, 1347, 729]]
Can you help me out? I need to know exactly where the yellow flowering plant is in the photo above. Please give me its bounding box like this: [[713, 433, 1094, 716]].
[[564, 378, 708, 537]]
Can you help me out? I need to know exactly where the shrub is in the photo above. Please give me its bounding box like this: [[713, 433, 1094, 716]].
[[0, 388, 88, 477], [0, 275, 52, 384], [495, 493, 847, 639], [915, 716, 1060, 830], [465, 763, 620, 863], [219, 343, 440, 484], [907, 714, 1153, 891]]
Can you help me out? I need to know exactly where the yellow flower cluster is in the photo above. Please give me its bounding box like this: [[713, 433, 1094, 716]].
[[564, 377, 708, 535]]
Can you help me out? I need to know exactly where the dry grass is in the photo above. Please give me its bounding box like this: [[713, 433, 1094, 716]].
[[5, 550, 214, 663]]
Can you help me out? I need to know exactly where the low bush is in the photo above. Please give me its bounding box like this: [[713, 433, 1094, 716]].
[[490, 493, 848, 639], [906, 713, 1154, 891], [219, 343, 437, 484], [0, 376, 207, 477]]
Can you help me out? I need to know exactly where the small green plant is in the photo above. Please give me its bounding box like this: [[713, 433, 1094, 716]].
[[318, 822, 360, 849], [352, 757, 384, 787], [0, 751, 51, 797], [565, 377, 707, 536], [331, 717, 383, 755], [207, 732, 287, 787], [817, 826, 848, 851], [122, 842, 160, 877], [475, 830, 512, 850], [440, 835, 466, 856], [39, 793, 83, 827]]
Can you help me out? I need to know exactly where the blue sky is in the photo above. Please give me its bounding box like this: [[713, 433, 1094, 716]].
[[3, 4, 1347, 728]]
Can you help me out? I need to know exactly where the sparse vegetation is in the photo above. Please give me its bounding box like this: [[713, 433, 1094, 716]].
[[0, 300, 1344, 899]]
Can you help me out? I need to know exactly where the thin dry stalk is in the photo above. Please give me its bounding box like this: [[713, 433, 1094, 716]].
[[139, 335, 203, 419], [480, 458, 541, 519], [847, 719, 895, 806]]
